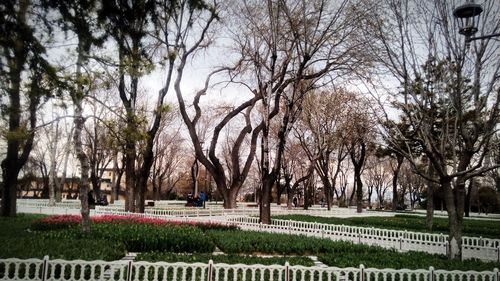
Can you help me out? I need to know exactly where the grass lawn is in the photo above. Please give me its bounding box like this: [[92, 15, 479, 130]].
[[273, 214, 500, 238], [0, 214, 499, 271]]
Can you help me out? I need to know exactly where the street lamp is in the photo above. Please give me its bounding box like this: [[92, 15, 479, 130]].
[[453, 0, 500, 43]]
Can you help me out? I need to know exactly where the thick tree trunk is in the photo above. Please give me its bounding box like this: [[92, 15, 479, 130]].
[[221, 187, 239, 209], [1, 167, 20, 217], [260, 175, 274, 224], [442, 178, 465, 260], [287, 191, 293, 209], [1, 0, 31, 217]]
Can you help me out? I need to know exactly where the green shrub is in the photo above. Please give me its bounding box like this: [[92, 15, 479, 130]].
[[136, 252, 315, 266], [319, 250, 500, 271], [82, 223, 215, 253], [207, 229, 339, 255], [0, 236, 126, 261]]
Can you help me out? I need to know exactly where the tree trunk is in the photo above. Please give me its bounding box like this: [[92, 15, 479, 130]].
[[191, 159, 199, 196], [260, 174, 273, 224], [48, 123, 58, 206], [221, 187, 239, 209], [464, 179, 473, 217], [322, 176, 332, 211], [1, 166, 20, 217], [425, 164, 436, 230], [350, 142, 366, 213], [74, 45, 91, 233], [1, 0, 31, 217], [442, 178, 465, 260], [355, 169, 363, 213], [392, 154, 403, 211], [56, 128, 73, 202], [349, 179, 356, 206]]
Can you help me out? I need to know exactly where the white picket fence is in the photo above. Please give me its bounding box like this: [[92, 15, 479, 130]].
[[228, 216, 500, 262], [1, 256, 498, 281], [14, 201, 500, 262], [16, 199, 392, 218]]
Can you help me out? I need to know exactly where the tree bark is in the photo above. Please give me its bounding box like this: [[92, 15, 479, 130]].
[[350, 142, 366, 213], [73, 44, 91, 233], [392, 154, 404, 210], [442, 178, 464, 260], [1, 0, 33, 217], [464, 179, 473, 217]]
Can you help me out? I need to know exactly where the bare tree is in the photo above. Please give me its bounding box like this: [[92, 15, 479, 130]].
[[365, 155, 391, 209], [370, 0, 500, 258], [231, 0, 372, 223], [149, 109, 186, 200], [294, 89, 355, 210]]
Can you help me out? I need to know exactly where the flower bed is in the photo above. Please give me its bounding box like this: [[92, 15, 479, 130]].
[[31, 214, 238, 231]]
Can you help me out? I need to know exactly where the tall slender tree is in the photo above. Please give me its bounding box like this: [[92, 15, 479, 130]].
[[0, 0, 57, 217]]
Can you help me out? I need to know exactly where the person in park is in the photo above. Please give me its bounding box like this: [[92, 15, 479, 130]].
[[88, 191, 96, 209], [199, 191, 206, 208]]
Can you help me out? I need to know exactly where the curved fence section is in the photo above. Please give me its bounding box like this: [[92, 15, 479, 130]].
[[228, 216, 500, 262], [1, 256, 498, 281]]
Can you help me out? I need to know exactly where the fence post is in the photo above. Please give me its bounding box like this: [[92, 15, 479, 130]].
[[288, 220, 291, 235], [360, 264, 365, 281], [42, 255, 49, 281], [445, 240, 449, 257], [429, 266, 435, 281], [284, 262, 290, 281], [497, 246, 500, 263], [126, 260, 134, 281], [208, 260, 213, 281]]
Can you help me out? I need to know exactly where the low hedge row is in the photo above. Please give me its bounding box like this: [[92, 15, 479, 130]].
[[136, 252, 315, 266], [319, 249, 499, 271], [0, 236, 125, 261], [207, 229, 399, 256], [34, 221, 215, 253], [206, 229, 500, 271]]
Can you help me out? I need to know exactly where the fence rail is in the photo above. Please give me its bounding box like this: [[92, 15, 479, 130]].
[[1, 256, 498, 281]]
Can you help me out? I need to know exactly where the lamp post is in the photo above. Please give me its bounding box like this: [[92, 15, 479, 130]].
[[453, 0, 500, 44]]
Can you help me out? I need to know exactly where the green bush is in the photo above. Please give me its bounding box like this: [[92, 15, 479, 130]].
[[136, 252, 315, 266], [207, 229, 340, 255], [0, 214, 44, 239], [0, 236, 126, 261], [80, 223, 215, 253]]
